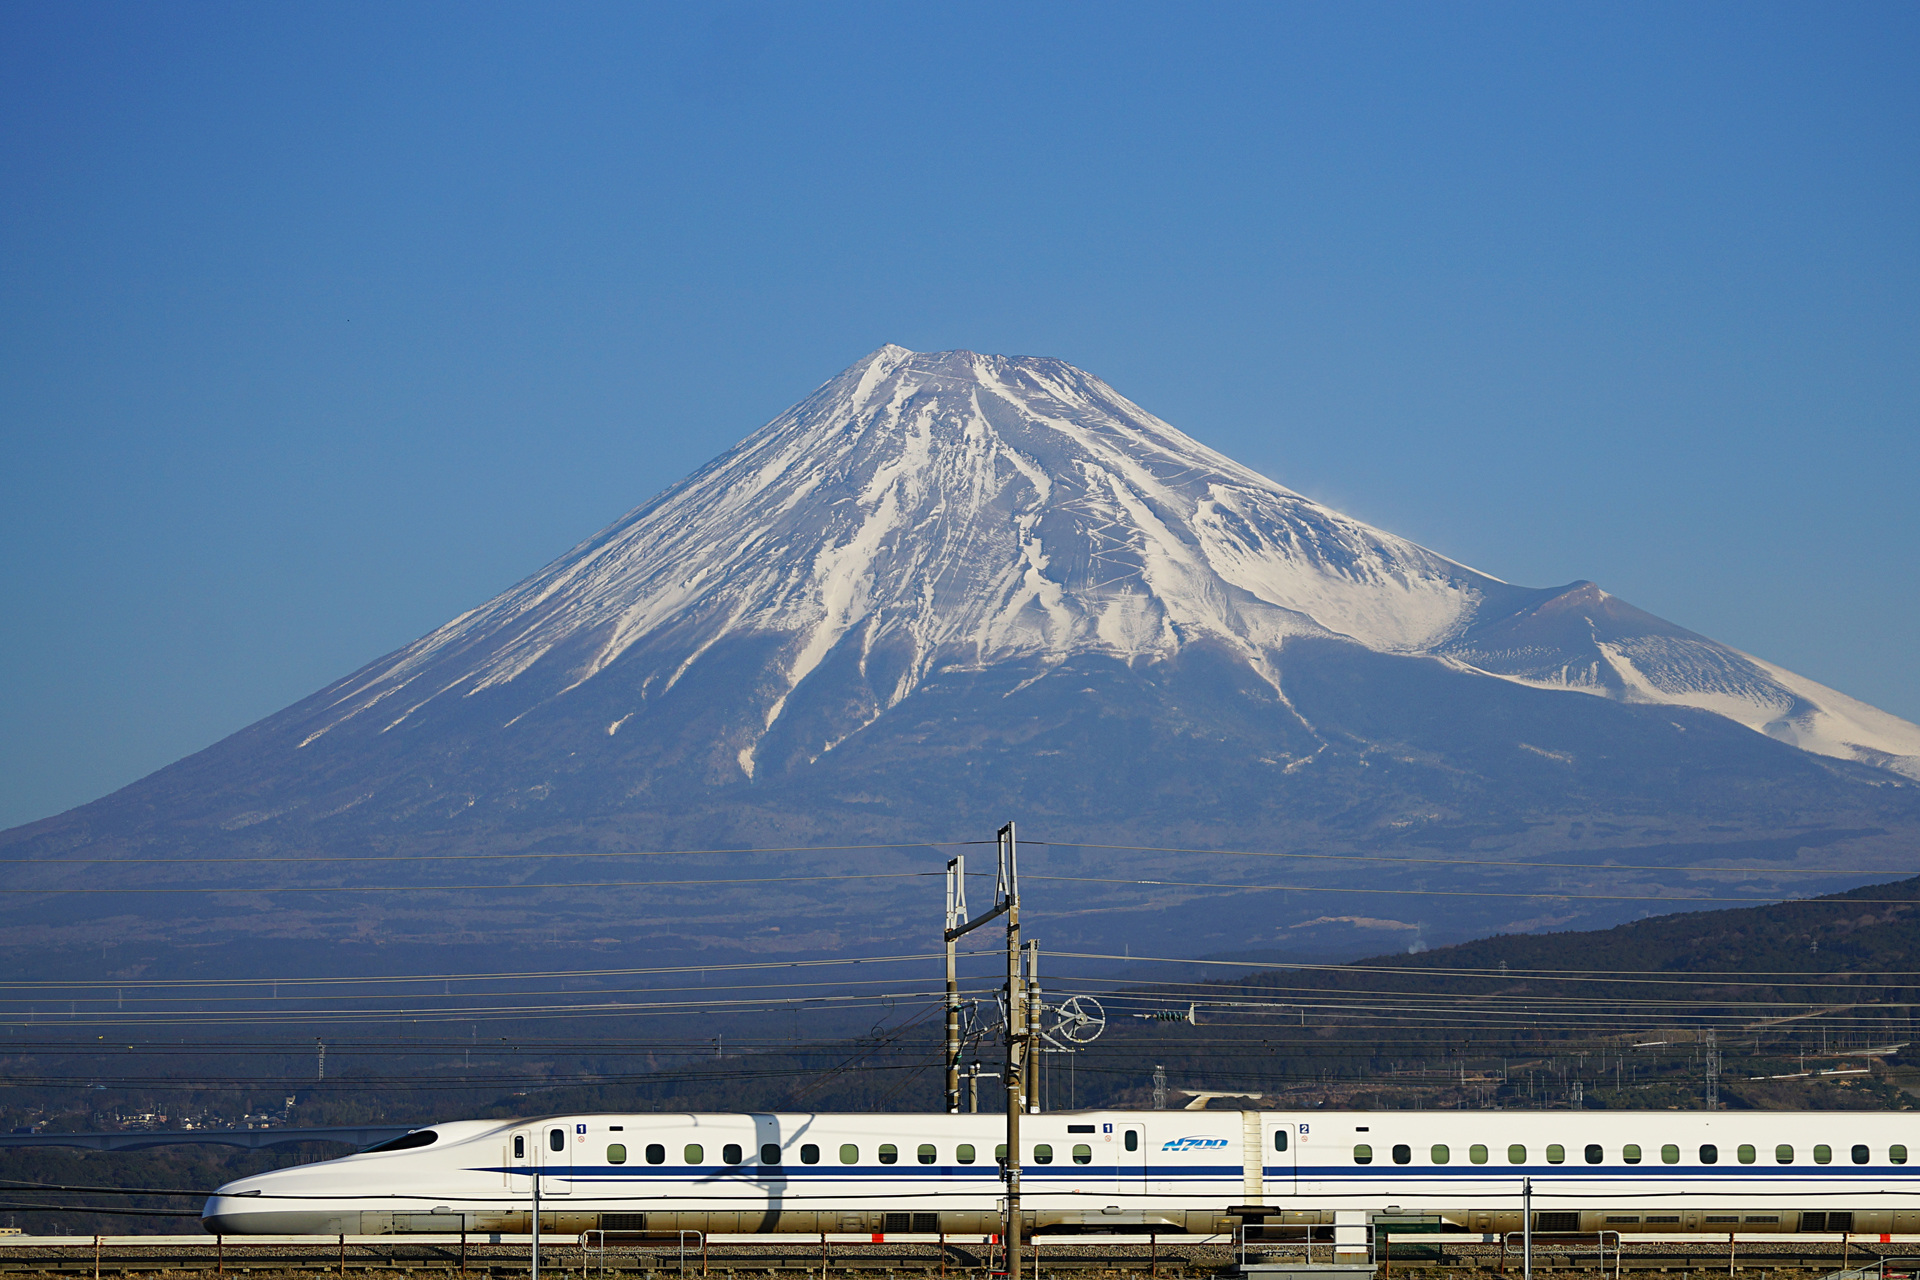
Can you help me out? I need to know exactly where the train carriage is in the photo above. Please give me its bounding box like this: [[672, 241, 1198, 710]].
[[202, 1110, 1920, 1238]]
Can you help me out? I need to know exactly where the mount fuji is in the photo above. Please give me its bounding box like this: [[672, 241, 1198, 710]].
[[7, 346, 1919, 961]]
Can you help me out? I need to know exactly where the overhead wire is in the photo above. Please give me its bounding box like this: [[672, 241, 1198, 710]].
[[1023, 873, 1914, 905], [1040, 950, 1920, 980], [0, 841, 990, 868], [0, 1202, 200, 1217], [1027, 839, 1918, 880], [0, 871, 944, 896], [0, 950, 1001, 991]]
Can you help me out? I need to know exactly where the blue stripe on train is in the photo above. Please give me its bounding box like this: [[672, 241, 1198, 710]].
[[476, 1174, 1228, 1182], [470, 1166, 1917, 1192]]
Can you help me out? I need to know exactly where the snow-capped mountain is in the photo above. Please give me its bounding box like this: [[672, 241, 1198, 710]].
[[297, 345, 1920, 782], [5, 346, 1918, 960]]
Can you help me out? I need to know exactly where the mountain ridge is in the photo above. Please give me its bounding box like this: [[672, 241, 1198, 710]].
[[261, 345, 1920, 783]]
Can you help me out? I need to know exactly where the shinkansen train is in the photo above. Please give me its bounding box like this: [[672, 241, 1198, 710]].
[[203, 1109, 1920, 1237]]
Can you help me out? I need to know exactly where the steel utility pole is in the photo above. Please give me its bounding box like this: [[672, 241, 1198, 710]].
[[941, 823, 1025, 1279], [945, 857, 967, 1114], [1026, 940, 1043, 1113], [1521, 1176, 1531, 1280], [1002, 824, 1026, 1279], [531, 1162, 542, 1280]]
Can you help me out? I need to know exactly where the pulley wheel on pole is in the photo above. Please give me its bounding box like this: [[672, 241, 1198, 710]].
[[1054, 995, 1105, 1044]]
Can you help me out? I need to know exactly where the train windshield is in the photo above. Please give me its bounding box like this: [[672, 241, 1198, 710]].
[[362, 1130, 439, 1153]]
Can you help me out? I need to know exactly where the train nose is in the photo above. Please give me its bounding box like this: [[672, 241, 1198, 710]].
[[201, 1188, 266, 1234], [204, 1175, 346, 1235]]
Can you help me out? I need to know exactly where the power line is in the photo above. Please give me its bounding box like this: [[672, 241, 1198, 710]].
[[1031, 839, 1919, 880], [0, 950, 1006, 991], [1024, 873, 1910, 905], [0, 1179, 207, 1196], [0, 841, 990, 868], [0, 1202, 200, 1218], [1043, 949, 1920, 981], [0, 871, 941, 896]]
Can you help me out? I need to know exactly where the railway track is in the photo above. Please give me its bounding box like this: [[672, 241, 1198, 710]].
[[0, 1240, 1904, 1280]]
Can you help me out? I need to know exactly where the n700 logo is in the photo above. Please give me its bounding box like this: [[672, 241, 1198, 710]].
[[1160, 1136, 1230, 1152]]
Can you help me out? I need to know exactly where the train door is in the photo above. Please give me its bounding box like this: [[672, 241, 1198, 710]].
[[1266, 1118, 1298, 1195], [509, 1130, 531, 1193], [1116, 1122, 1147, 1201], [543, 1124, 574, 1194]]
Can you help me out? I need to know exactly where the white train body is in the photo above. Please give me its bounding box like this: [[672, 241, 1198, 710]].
[[203, 1109, 1920, 1237]]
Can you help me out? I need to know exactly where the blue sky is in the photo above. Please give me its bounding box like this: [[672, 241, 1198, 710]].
[[2, 1, 1915, 830]]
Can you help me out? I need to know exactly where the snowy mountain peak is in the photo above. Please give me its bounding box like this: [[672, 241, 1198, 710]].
[[299, 347, 1920, 781]]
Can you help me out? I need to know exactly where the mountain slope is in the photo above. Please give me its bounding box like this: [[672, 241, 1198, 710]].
[[265, 345, 1920, 784], [4, 347, 1917, 958], [295, 345, 1518, 777]]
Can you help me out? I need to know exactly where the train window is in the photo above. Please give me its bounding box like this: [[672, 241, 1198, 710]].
[[1585, 1145, 1603, 1165], [1700, 1144, 1719, 1164], [1072, 1144, 1092, 1165], [1470, 1145, 1488, 1165], [1623, 1145, 1642, 1165], [685, 1145, 704, 1165], [801, 1145, 820, 1165], [514, 1136, 525, 1159], [1034, 1144, 1054, 1165], [366, 1130, 439, 1153], [1661, 1145, 1679, 1165], [879, 1144, 898, 1165], [1814, 1145, 1832, 1165], [1893, 1145, 1909, 1166], [1354, 1144, 1374, 1165], [723, 1144, 743, 1165], [549, 1129, 566, 1152], [1776, 1145, 1793, 1164], [996, 1145, 1008, 1162], [761, 1144, 781, 1165], [1738, 1145, 1755, 1165], [1126, 1132, 1138, 1152], [1852, 1145, 1870, 1165], [1392, 1145, 1411, 1165], [839, 1145, 858, 1164], [957, 1144, 977, 1165], [919, 1145, 938, 1165], [607, 1144, 627, 1165], [1274, 1131, 1289, 1152], [1431, 1145, 1450, 1165], [1546, 1145, 1565, 1165], [645, 1144, 665, 1165], [1508, 1145, 1526, 1165]]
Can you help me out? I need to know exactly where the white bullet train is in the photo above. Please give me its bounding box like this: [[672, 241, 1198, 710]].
[[202, 1109, 1920, 1238]]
